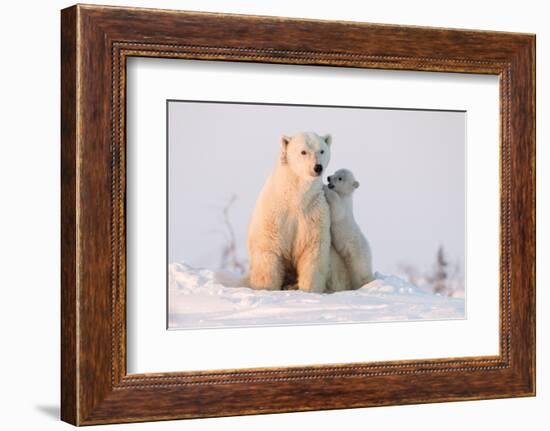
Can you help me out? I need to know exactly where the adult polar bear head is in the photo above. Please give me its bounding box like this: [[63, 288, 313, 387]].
[[280, 132, 332, 180], [246, 132, 333, 293]]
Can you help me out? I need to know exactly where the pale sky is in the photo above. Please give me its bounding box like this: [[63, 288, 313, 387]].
[[168, 101, 465, 276]]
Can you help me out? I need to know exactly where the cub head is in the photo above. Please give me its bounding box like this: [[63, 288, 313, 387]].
[[327, 169, 360, 196], [280, 132, 332, 179]]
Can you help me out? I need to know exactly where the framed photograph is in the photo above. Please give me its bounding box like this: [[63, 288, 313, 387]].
[[165, 100, 466, 330], [61, 4, 535, 425]]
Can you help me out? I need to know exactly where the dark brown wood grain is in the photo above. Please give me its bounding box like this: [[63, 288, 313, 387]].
[[60, 5, 78, 425], [61, 4, 536, 425]]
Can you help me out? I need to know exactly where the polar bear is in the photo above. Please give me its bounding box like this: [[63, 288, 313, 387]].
[[325, 246, 353, 292], [247, 132, 332, 293], [325, 169, 374, 289]]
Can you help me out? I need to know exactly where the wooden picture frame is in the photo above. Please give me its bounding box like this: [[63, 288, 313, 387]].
[[61, 4, 535, 425]]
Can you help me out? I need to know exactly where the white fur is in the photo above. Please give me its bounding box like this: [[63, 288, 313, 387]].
[[325, 245, 353, 292], [247, 132, 332, 292], [325, 169, 374, 289]]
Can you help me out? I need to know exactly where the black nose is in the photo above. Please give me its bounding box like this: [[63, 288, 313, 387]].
[[327, 175, 332, 182], [314, 164, 323, 174]]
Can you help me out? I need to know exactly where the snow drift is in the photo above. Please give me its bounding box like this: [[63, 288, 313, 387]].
[[168, 262, 465, 330]]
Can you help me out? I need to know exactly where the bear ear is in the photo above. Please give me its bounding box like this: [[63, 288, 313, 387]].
[[280, 135, 290, 165], [323, 134, 332, 146], [353, 180, 360, 189], [280, 135, 291, 148]]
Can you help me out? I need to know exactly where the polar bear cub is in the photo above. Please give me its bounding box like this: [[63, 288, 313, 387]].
[[325, 169, 374, 289]]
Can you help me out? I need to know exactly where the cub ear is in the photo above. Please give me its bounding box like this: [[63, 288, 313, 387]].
[[323, 134, 332, 146], [353, 181, 360, 189], [280, 135, 291, 165]]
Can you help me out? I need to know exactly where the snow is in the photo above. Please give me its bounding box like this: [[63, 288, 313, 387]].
[[168, 262, 465, 330]]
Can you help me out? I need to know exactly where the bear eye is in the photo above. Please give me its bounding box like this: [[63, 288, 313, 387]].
[[301, 150, 307, 155], [338, 177, 342, 181], [320, 150, 324, 154]]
